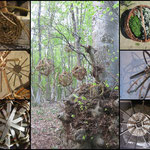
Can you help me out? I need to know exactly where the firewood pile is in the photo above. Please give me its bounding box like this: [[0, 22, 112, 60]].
[[58, 83, 119, 149]]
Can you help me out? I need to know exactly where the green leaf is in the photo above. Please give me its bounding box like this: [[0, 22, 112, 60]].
[[114, 56, 118, 60], [73, 94, 79, 98], [71, 114, 75, 118], [111, 17, 114, 21], [109, 12, 113, 16], [82, 96, 87, 100], [100, 14, 103, 18], [93, 83, 97, 86], [100, 1, 104, 4], [103, 10, 106, 14], [78, 101, 83, 105], [113, 2, 119, 9], [74, 98, 78, 102], [106, 7, 110, 12], [105, 83, 109, 87], [111, 58, 114, 62], [82, 135, 86, 140], [114, 86, 118, 90]]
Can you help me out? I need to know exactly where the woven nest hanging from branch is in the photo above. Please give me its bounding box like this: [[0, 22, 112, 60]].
[[58, 72, 72, 87], [0, 12, 22, 44], [36, 58, 54, 76], [0, 100, 30, 149], [72, 65, 87, 80]]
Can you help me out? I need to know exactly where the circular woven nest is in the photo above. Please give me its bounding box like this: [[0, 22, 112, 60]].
[[72, 66, 87, 80], [58, 72, 72, 87], [0, 100, 30, 149], [36, 58, 54, 76], [0, 12, 22, 44], [125, 5, 150, 42]]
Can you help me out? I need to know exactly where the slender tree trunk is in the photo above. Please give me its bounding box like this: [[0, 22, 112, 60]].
[[92, 1, 119, 87], [36, 1, 42, 104]]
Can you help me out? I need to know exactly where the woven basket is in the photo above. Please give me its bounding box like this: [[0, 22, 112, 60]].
[[0, 100, 30, 149], [125, 5, 150, 42], [59, 72, 72, 87], [0, 12, 22, 44]]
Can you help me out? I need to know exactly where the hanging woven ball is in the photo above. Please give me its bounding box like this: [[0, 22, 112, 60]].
[[0, 100, 30, 149], [59, 72, 72, 87], [36, 58, 54, 76], [72, 66, 87, 80], [0, 12, 22, 44]]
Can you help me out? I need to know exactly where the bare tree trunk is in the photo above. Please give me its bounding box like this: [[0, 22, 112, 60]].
[[36, 1, 42, 104], [92, 1, 119, 87], [70, 3, 81, 66]]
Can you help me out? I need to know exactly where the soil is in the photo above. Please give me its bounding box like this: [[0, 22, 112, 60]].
[[120, 1, 150, 50], [31, 101, 75, 149]]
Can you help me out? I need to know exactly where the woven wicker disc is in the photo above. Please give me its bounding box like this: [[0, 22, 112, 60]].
[[0, 12, 22, 44], [0, 100, 30, 149]]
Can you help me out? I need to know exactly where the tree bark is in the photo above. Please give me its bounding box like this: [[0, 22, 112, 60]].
[[92, 1, 119, 87]]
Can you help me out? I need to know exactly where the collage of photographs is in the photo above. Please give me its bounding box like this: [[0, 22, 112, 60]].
[[0, 1, 150, 149]]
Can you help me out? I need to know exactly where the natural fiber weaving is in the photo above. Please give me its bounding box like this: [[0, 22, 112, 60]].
[[0, 100, 30, 149], [72, 66, 87, 80], [0, 12, 22, 44], [59, 72, 72, 87]]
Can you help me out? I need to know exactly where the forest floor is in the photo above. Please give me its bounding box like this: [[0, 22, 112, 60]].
[[31, 101, 75, 149]]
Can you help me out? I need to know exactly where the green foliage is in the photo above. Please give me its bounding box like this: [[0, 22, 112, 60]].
[[129, 16, 142, 38], [113, 2, 119, 9], [71, 114, 75, 118], [82, 135, 87, 140], [114, 86, 118, 90]]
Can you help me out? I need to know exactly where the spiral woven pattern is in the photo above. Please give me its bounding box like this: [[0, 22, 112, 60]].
[[0, 12, 22, 44]]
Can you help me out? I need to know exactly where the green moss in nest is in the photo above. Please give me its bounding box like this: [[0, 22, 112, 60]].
[[129, 16, 142, 38]]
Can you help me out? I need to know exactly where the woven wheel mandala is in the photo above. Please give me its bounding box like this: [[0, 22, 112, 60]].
[[0, 12, 22, 44], [0, 51, 30, 100], [0, 100, 30, 149], [120, 101, 150, 149]]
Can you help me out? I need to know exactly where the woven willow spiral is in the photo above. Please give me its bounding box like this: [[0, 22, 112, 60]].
[[0, 12, 22, 44]]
